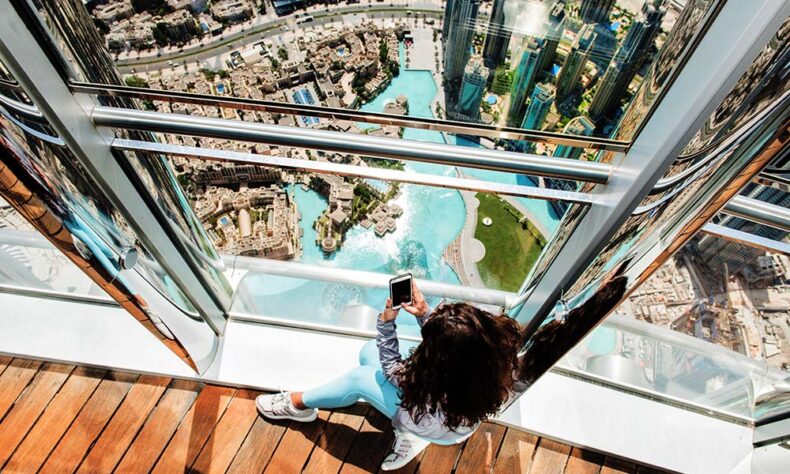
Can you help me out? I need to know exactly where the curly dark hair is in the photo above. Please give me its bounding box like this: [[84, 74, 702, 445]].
[[395, 303, 522, 430]]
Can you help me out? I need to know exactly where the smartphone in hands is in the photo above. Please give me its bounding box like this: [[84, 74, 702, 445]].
[[389, 274, 413, 310]]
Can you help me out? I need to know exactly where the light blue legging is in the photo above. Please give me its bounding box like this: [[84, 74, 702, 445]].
[[302, 339, 415, 419]]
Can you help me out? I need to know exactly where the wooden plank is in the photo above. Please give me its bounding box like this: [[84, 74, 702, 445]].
[[190, 389, 260, 474], [226, 415, 290, 474], [339, 409, 393, 474], [456, 422, 508, 474], [0, 359, 43, 419], [0, 363, 73, 467], [601, 457, 638, 474], [3, 367, 106, 473], [529, 438, 572, 474], [492, 429, 538, 474], [115, 379, 202, 474], [565, 447, 604, 474], [304, 405, 369, 474], [389, 451, 426, 474], [151, 384, 236, 474], [0, 356, 13, 377], [39, 371, 138, 474], [76, 374, 171, 473], [263, 409, 330, 473], [416, 441, 465, 473]]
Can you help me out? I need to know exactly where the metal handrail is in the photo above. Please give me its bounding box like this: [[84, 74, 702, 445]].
[[0, 91, 42, 120], [114, 139, 599, 204], [73, 81, 629, 152], [722, 195, 790, 232], [224, 254, 516, 307], [702, 223, 790, 256], [92, 106, 613, 184]]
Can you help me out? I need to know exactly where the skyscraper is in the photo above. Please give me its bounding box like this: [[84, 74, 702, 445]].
[[553, 115, 595, 159], [589, 1, 666, 119], [482, 0, 512, 67], [521, 82, 555, 130], [556, 23, 596, 99], [455, 59, 490, 120], [538, 1, 566, 74], [580, 0, 615, 24], [508, 37, 544, 126], [443, 0, 480, 85]]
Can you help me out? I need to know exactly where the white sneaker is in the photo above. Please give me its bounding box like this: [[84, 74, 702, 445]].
[[256, 392, 318, 422], [381, 430, 430, 471]]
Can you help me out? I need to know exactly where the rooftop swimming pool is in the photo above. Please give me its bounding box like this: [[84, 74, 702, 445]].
[[365, 179, 390, 194], [236, 42, 562, 334], [293, 88, 320, 126]]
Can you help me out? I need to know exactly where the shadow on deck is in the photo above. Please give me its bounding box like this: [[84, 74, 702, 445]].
[[0, 357, 668, 473]]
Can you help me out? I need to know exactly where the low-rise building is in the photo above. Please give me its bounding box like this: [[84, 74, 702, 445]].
[[211, 0, 253, 24]]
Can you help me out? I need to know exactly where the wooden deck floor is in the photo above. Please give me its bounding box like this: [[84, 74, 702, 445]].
[[0, 357, 667, 473]]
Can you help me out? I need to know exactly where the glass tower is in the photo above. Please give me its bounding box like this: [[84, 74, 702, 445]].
[[508, 37, 544, 126], [552, 115, 595, 159], [589, 1, 666, 120], [538, 1, 567, 74], [520, 82, 555, 131], [482, 0, 511, 67], [580, 0, 616, 24], [555, 23, 597, 100], [455, 59, 490, 121], [442, 0, 480, 86]]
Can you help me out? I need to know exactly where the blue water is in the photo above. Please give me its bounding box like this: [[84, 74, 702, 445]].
[[236, 41, 560, 330], [365, 179, 390, 193], [293, 88, 320, 126], [216, 83, 225, 94], [610, 21, 621, 32]]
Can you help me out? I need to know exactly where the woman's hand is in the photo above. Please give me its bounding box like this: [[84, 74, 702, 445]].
[[402, 281, 429, 318], [380, 298, 399, 322]]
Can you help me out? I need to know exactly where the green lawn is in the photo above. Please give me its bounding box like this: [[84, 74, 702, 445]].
[[474, 193, 546, 292]]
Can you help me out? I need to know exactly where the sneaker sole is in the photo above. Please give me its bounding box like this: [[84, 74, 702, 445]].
[[256, 402, 318, 423]]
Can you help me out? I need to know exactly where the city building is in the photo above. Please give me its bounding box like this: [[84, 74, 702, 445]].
[[555, 23, 596, 99], [589, 1, 666, 119], [552, 115, 595, 159], [538, 1, 566, 74], [520, 82, 555, 131], [210, 0, 253, 24], [93, 0, 134, 25], [507, 37, 544, 126], [580, 0, 615, 24], [454, 58, 489, 121], [167, 0, 207, 13], [482, 0, 512, 67], [442, 0, 480, 85], [106, 13, 156, 51]]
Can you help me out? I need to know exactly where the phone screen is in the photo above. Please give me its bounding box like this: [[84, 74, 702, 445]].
[[390, 276, 412, 309]]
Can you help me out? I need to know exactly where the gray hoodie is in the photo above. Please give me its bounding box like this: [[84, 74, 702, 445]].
[[375, 312, 478, 445]]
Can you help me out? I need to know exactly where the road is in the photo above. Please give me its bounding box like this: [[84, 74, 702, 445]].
[[116, 2, 450, 73]]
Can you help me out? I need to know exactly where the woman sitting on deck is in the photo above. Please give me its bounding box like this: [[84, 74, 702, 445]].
[[256, 282, 523, 470]]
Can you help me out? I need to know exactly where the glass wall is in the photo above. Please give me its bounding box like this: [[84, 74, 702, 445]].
[[27, 0, 718, 314], [562, 235, 790, 420]]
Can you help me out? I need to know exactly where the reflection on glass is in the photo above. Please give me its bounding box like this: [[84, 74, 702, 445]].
[[230, 272, 457, 339], [562, 232, 790, 420], [0, 199, 108, 298], [83, 0, 688, 141]]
